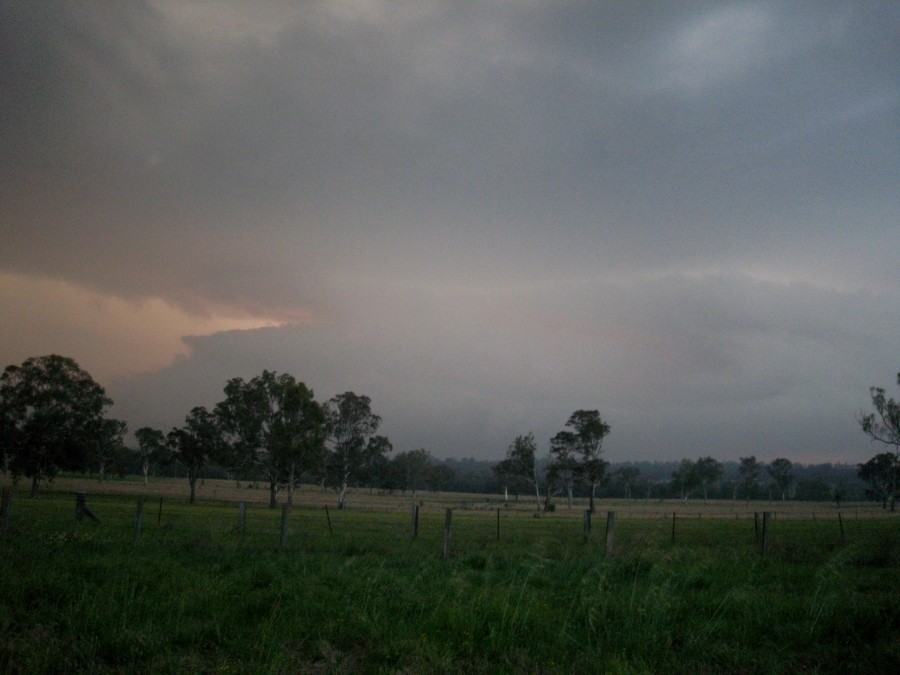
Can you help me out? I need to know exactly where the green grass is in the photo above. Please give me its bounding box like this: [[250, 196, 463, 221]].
[[1, 492, 898, 673]]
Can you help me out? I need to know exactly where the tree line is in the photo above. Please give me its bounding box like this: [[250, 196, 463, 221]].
[[1, 356, 898, 510]]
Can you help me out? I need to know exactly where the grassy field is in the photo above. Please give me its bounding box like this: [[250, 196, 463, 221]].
[[1, 477, 898, 673]]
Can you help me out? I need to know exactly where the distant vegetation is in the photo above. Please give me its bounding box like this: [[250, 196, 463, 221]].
[[1, 355, 896, 508]]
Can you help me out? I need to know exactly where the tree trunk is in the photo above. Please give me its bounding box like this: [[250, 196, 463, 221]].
[[31, 474, 39, 498], [338, 482, 348, 509], [142, 458, 150, 486], [589, 483, 597, 513], [98, 460, 106, 482], [566, 484, 573, 510], [503, 485, 508, 503], [188, 475, 197, 504]]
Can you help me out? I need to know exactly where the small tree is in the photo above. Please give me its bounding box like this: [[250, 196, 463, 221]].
[[695, 456, 723, 502], [859, 370, 900, 511], [0, 355, 116, 496], [168, 406, 221, 505], [548, 431, 580, 509], [614, 466, 641, 500], [858, 453, 899, 510], [135, 427, 167, 485], [505, 433, 542, 511], [87, 417, 128, 482], [767, 458, 794, 501], [562, 410, 611, 512], [325, 392, 388, 508], [737, 456, 761, 502], [672, 459, 700, 502]]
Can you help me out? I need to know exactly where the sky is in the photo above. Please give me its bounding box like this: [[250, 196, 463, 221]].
[[1, 1, 898, 465]]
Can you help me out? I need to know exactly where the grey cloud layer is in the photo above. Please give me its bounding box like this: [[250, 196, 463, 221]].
[[2, 1, 898, 460]]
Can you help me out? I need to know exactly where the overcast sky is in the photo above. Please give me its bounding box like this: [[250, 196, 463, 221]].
[[2, 1, 898, 464]]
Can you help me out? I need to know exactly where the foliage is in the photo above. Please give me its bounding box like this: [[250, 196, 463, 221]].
[[167, 407, 221, 504], [0, 355, 119, 496], [737, 456, 762, 501], [325, 392, 388, 508], [548, 431, 580, 508], [215, 371, 326, 508], [767, 457, 794, 501], [134, 427, 167, 485], [858, 453, 899, 510], [859, 370, 900, 511], [560, 409, 611, 512], [503, 433, 541, 510]]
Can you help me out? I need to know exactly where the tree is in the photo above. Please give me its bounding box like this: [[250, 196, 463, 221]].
[[858, 453, 900, 510], [325, 392, 388, 508], [135, 427, 167, 485], [504, 433, 542, 511], [492, 457, 517, 503], [695, 456, 723, 502], [392, 448, 431, 496], [561, 410, 611, 512], [672, 459, 700, 502], [614, 466, 641, 500], [167, 406, 221, 505], [737, 456, 761, 502], [0, 355, 116, 496], [548, 431, 580, 509], [215, 371, 326, 508], [766, 458, 794, 501], [859, 370, 900, 511], [87, 417, 128, 482]]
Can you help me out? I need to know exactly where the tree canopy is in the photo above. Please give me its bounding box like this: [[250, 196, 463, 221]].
[[0, 355, 120, 496], [859, 370, 900, 510]]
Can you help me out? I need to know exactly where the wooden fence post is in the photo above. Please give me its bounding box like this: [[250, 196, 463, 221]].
[[605, 511, 616, 556], [583, 510, 592, 542], [75, 493, 99, 523], [671, 512, 676, 543], [0, 487, 11, 532], [239, 502, 247, 534], [157, 497, 163, 526], [411, 504, 419, 540], [135, 497, 144, 542], [754, 512, 760, 545], [325, 505, 334, 536], [838, 512, 845, 545], [760, 511, 771, 556], [496, 507, 500, 542], [442, 508, 452, 559]]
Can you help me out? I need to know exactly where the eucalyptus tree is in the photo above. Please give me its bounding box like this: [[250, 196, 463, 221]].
[[737, 455, 762, 502], [614, 466, 641, 500], [766, 458, 794, 501], [672, 459, 700, 502], [88, 417, 128, 481], [858, 370, 900, 511], [325, 392, 389, 509], [561, 409, 611, 512], [858, 453, 899, 510], [215, 371, 325, 508], [504, 432, 542, 511], [695, 456, 723, 502], [135, 426, 167, 485], [0, 355, 116, 496], [548, 431, 580, 509], [167, 406, 221, 504]]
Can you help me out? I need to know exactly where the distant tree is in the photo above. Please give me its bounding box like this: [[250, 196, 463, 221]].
[[215, 371, 326, 508], [88, 417, 128, 481], [392, 448, 431, 496], [135, 427, 167, 485], [614, 466, 641, 499], [766, 458, 794, 501], [0, 355, 116, 496], [695, 456, 723, 502], [492, 457, 517, 503], [548, 431, 580, 509], [325, 392, 388, 508], [167, 406, 222, 504], [672, 459, 700, 502], [561, 410, 611, 512], [737, 456, 762, 501], [858, 370, 900, 511], [858, 453, 899, 510], [423, 461, 456, 492], [504, 433, 542, 510]]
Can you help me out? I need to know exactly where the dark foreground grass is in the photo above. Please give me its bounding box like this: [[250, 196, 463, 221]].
[[1, 493, 898, 673]]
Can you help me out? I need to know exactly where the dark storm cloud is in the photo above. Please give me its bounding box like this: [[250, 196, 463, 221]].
[[2, 1, 898, 461]]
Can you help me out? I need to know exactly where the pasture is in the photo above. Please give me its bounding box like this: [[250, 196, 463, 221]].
[[1, 477, 898, 673]]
